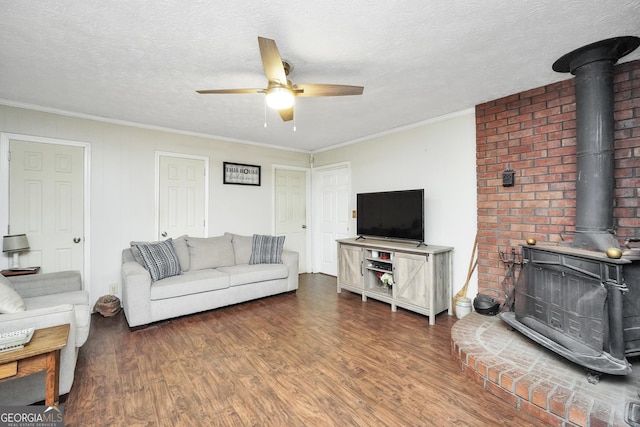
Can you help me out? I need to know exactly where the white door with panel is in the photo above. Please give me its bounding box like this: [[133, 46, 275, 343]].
[[9, 139, 85, 273], [274, 168, 307, 272], [313, 165, 351, 275], [157, 154, 207, 240]]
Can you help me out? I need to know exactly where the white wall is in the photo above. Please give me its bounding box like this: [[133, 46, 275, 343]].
[[0, 104, 479, 310], [314, 109, 479, 300], [0, 105, 309, 306]]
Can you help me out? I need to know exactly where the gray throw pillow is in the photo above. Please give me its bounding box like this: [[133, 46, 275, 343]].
[[225, 232, 253, 265], [131, 235, 190, 272], [249, 234, 285, 265], [132, 239, 182, 282], [187, 235, 235, 270]]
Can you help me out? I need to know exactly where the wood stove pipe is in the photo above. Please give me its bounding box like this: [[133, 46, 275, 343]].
[[552, 37, 640, 251]]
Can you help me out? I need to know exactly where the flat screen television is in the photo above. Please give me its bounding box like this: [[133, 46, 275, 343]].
[[356, 189, 425, 244]]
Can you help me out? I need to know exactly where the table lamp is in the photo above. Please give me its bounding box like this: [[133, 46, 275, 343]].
[[3, 234, 30, 269]]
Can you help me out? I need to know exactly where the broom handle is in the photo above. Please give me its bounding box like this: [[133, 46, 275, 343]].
[[457, 235, 477, 296], [459, 259, 478, 297], [453, 235, 478, 313]]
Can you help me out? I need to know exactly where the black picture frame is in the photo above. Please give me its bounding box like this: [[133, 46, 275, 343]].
[[223, 162, 261, 186]]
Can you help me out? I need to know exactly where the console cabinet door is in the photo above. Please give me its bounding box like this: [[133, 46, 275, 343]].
[[393, 252, 428, 308], [338, 244, 363, 289]]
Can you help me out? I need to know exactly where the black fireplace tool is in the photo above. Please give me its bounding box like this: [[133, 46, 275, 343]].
[[498, 247, 521, 311]]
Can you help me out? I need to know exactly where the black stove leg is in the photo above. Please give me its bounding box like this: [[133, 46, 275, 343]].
[[586, 370, 601, 385]]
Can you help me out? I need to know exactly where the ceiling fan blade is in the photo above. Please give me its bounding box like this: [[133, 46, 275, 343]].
[[258, 37, 288, 84], [279, 107, 294, 122], [196, 88, 265, 94], [293, 84, 364, 97]]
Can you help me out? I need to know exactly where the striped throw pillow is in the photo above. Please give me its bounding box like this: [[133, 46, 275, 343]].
[[133, 239, 182, 282], [249, 234, 285, 265]]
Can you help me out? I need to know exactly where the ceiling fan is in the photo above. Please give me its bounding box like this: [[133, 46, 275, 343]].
[[196, 37, 364, 122]]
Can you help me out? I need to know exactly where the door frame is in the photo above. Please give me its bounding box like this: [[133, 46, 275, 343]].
[[0, 132, 91, 285], [154, 151, 210, 239], [311, 161, 351, 274], [272, 164, 311, 273]]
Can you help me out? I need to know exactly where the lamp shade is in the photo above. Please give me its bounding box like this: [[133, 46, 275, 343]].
[[3, 234, 30, 253]]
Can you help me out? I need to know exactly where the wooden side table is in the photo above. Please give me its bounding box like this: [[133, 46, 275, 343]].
[[0, 324, 70, 406], [1, 267, 40, 277]]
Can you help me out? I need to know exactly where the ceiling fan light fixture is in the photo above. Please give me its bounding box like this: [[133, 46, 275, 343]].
[[266, 86, 294, 110]]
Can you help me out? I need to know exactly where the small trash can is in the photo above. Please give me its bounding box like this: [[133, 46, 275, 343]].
[[455, 297, 472, 319]]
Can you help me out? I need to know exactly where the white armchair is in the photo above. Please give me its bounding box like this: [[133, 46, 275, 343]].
[[0, 271, 90, 405]]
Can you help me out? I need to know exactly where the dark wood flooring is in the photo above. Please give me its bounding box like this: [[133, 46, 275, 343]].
[[63, 274, 547, 426]]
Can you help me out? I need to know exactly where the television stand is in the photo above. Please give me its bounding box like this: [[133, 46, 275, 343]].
[[336, 237, 453, 325]]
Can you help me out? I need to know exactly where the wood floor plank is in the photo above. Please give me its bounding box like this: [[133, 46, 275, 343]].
[[63, 273, 547, 426]]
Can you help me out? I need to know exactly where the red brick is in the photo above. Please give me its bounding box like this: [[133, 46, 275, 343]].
[[548, 111, 575, 122], [487, 362, 512, 384], [588, 400, 612, 427], [522, 117, 548, 129], [486, 381, 518, 407], [530, 381, 555, 409], [507, 112, 534, 125], [567, 394, 590, 427], [533, 107, 562, 119], [498, 367, 526, 392], [535, 123, 563, 134], [548, 386, 572, 416], [519, 400, 564, 427], [514, 375, 535, 400], [520, 86, 547, 99]]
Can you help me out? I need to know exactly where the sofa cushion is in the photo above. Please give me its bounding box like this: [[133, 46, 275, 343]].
[[249, 234, 285, 265], [133, 239, 182, 282], [0, 275, 26, 313], [169, 235, 190, 271], [24, 290, 89, 309], [187, 235, 235, 270], [217, 264, 288, 287], [225, 232, 253, 265], [131, 235, 190, 272], [150, 269, 230, 300]]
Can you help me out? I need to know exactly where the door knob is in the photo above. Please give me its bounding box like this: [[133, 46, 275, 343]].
[[73, 237, 81, 244], [161, 232, 167, 237], [302, 225, 307, 229]]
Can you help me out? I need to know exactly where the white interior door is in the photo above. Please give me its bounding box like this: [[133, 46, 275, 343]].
[[312, 164, 351, 275], [274, 168, 308, 272], [157, 153, 207, 240], [9, 139, 85, 273]]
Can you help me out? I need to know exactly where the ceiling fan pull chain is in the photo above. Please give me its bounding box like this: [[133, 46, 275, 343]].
[[293, 99, 296, 132], [263, 96, 267, 128]]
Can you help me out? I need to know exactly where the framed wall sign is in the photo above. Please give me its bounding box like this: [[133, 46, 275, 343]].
[[223, 162, 261, 186]]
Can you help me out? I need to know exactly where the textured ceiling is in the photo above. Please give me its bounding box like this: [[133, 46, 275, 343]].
[[1, 1, 639, 152]]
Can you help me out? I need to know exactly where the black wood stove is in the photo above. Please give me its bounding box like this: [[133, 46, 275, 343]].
[[501, 36, 640, 383]]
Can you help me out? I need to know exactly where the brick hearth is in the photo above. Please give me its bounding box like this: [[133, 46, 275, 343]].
[[451, 312, 640, 427]]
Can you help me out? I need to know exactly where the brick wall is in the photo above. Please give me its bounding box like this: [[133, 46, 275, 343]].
[[475, 59, 640, 300]]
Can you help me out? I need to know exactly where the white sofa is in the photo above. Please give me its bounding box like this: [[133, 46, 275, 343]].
[[121, 233, 299, 328], [0, 270, 90, 405]]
